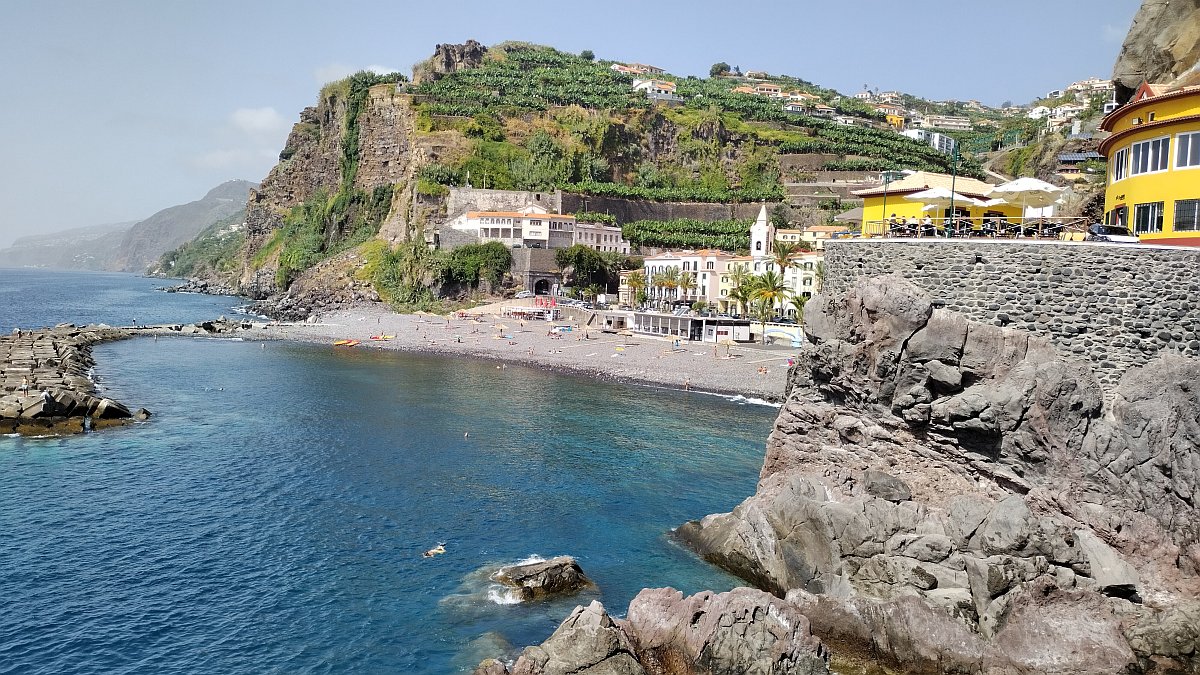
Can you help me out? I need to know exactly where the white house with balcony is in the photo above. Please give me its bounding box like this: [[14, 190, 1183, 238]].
[[451, 205, 575, 249]]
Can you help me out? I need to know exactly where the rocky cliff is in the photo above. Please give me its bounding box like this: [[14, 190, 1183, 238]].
[[1113, 0, 1200, 102], [674, 276, 1199, 673], [111, 180, 255, 273]]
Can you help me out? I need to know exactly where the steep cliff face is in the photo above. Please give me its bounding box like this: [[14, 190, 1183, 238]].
[[237, 80, 422, 299], [1113, 0, 1200, 102]]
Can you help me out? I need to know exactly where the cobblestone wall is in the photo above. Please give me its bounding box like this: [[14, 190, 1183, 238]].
[[822, 240, 1200, 389]]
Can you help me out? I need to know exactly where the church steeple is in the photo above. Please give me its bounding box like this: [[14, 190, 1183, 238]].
[[750, 204, 774, 259]]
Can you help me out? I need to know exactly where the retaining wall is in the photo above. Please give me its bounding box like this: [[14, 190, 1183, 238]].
[[822, 239, 1200, 390]]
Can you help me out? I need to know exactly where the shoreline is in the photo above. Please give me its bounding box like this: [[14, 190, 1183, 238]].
[[260, 304, 793, 403]]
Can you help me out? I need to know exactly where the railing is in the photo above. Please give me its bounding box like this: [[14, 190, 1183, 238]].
[[861, 216, 1092, 241]]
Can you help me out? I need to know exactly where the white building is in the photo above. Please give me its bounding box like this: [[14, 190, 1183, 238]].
[[451, 204, 630, 252], [1027, 105, 1051, 120], [574, 220, 630, 254], [919, 114, 972, 131], [902, 128, 958, 155], [643, 249, 733, 306]]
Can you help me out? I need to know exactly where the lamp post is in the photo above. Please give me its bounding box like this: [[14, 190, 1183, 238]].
[[947, 146, 960, 237], [880, 172, 894, 236]]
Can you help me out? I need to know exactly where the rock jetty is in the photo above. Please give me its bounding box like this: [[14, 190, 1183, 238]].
[[1, 325, 140, 434], [2, 318, 263, 435]]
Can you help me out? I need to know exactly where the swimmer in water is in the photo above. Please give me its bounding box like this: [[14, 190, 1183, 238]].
[[422, 543, 447, 558]]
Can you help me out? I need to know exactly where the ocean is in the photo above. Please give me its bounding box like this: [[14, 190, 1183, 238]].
[[0, 269, 776, 674]]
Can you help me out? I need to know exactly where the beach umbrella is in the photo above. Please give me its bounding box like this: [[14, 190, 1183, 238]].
[[987, 177, 1063, 211], [904, 187, 981, 211]]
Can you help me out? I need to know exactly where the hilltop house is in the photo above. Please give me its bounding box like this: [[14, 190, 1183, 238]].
[[754, 82, 782, 97], [731, 85, 757, 95], [919, 114, 972, 131], [632, 79, 683, 104]]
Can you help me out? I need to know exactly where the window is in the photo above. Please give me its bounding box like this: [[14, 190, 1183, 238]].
[[1107, 205, 1128, 228], [755, 241, 762, 251], [1133, 202, 1163, 234], [1112, 146, 1128, 182], [1177, 132, 1200, 169], [1148, 112, 1156, 122], [1176, 199, 1200, 232], [706, 261, 714, 270], [1130, 137, 1169, 175]]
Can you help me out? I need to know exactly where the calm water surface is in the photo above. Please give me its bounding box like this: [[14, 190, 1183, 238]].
[[0, 269, 775, 674]]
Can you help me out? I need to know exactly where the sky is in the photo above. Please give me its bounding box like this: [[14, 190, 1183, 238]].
[[0, 0, 1140, 247]]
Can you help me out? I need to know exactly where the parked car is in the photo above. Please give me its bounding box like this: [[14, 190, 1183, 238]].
[[1085, 224, 1139, 244], [515, 290, 534, 299]]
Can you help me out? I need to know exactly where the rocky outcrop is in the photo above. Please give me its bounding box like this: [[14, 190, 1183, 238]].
[[1113, 0, 1200, 102], [677, 276, 1200, 673], [413, 40, 488, 85], [491, 556, 594, 602], [161, 278, 239, 296], [476, 588, 830, 675]]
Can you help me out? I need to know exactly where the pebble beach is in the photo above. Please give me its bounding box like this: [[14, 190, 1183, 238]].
[[263, 305, 795, 403]]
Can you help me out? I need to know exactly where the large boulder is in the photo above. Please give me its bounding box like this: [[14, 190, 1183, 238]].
[[627, 587, 830, 675], [1112, 0, 1200, 102], [491, 556, 594, 602], [503, 601, 644, 675]]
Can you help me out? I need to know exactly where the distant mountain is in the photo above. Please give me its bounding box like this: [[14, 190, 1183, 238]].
[[0, 221, 137, 270], [110, 179, 257, 272]]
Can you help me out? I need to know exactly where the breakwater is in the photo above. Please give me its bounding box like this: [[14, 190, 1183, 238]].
[[1, 319, 259, 434], [821, 239, 1200, 390]]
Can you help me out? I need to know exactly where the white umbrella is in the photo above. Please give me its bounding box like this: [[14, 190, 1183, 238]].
[[904, 187, 981, 209], [987, 177, 1063, 210]]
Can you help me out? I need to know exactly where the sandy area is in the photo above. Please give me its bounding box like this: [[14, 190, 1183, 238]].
[[260, 305, 796, 402]]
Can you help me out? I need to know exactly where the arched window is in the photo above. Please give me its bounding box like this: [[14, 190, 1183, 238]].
[[755, 241, 762, 251]]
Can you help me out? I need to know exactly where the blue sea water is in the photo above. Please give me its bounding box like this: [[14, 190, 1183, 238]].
[[0, 269, 775, 674]]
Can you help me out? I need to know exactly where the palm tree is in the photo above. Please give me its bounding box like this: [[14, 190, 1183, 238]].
[[679, 271, 698, 303], [771, 240, 801, 273], [788, 294, 809, 322], [751, 298, 775, 344], [626, 270, 646, 307], [751, 270, 788, 319], [658, 267, 681, 307], [727, 262, 751, 315]]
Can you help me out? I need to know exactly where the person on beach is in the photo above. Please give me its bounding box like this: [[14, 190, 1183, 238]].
[[19, 376, 30, 393]]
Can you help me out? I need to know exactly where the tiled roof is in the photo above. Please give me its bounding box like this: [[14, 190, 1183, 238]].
[[852, 171, 998, 199]]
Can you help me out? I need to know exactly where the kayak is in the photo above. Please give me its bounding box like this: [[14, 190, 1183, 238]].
[[333, 339, 360, 346]]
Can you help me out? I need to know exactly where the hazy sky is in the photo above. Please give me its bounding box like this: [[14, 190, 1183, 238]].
[[0, 0, 1139, 247]]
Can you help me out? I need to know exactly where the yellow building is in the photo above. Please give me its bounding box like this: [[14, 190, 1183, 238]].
[[853, 171, 1022, 236], [1100, 82, 1200, 246]]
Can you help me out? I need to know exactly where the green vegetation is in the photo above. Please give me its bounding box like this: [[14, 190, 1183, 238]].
[[157, 211, 246, 278], [411, 43, 641, 116], [622, 218, 751, 251], [276, 185, 395, 287], [574, 211, 617, 225], [441, 242, 511, 287]]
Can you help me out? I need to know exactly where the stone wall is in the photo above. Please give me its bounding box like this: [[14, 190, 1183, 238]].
[[445, 188, 560, 220], [821, 239, 1200, 390]]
